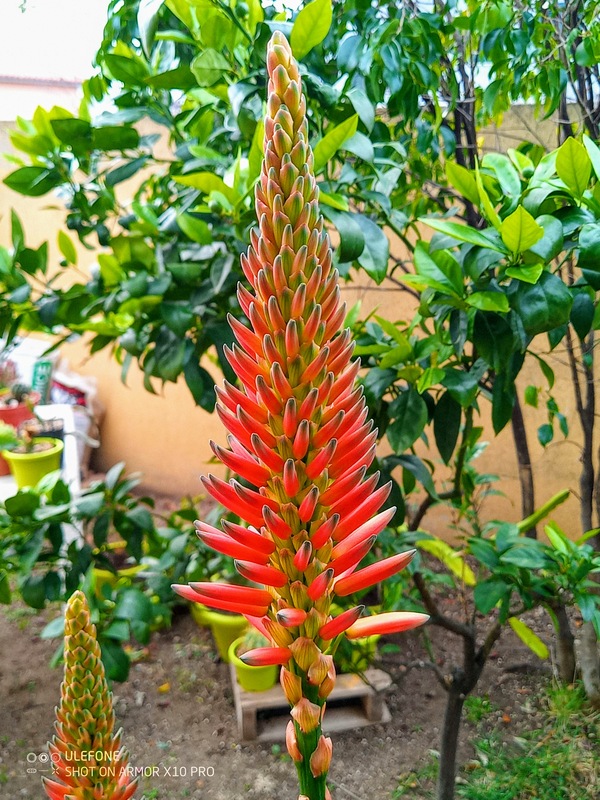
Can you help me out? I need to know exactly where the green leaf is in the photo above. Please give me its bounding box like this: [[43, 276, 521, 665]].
[[4, 166, 60, 197], [527, 214, 564, 262], [50, 117, 91, 144], [445, 161, 479, 205], [501, 543, 548, 569], [417, 538, 476, 586], [433, 391, 461, 464], [482, 152, 522, 199], [58, 231, 77, 265], [467, 291, 509, 312], [500, 206, 544, 253], [105, 156, 147, 187], [40, 615, 65, 639], [413, 242, 462, 295], [556, 137, 591, 199], [290, 0, 333, 60], [115, 587, 154, 623], [137, 0, 166, 55], [505, 264, 544, 284], [421, 218, 506, 252], [354, 214, 389, 283], [387, 389, 428, 453], [474, 580, 509, 614], [190, 49, 231, 87], [346, 87, 375, 132], [0, 571, 11, 604], [173, 172, 236, 203], [176, 213, 211, 244], [184, 359, 216, 412], [578, 223, 600, 289], [323, 208, 364, 262], [513, 271, 573, 336], [508, 617, 549, 659], [313, 114, 359, 173], [538, 423, 553, 447], [582, 134, 600, 180], [104, 54, 150, 85], [99, 637, 130, 681], [570, 292, 595, 340], [92, 125, 140, 150], [475, 164, 502, 229]]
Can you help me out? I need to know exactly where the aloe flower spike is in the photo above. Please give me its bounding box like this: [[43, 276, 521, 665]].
[[173, 32, 428, 800], [43, 590, 137, 800]]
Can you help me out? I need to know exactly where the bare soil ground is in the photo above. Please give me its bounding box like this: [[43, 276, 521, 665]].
[[0, 597, 555, 800]]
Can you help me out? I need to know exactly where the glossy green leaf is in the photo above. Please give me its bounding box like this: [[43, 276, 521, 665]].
[[421, 218, 506, 252], [58, 231, 77, 265], [173, 172, 236, 202], [500, 206, 543, 253], [387, 389, 428, 453], [4, 166, 61, 197], [475, 164, 502, 229], [482, 152, 522, 199], [323, 208, 364, 262], [474, 580, 509, 614], [445, 161, 479, 205], [313, 114, 359, 173], [413, 242, 462, 295], [583, 134, 600, 180], [290, 0, 333, 60], [92, 125, 140, 150], [505, 263, 544, 284], [346, 86, 375, 132], [138, 0, 166, 55], [513, 271, 573, 336], [433, 391, 461, 464], [570, 292, 595, 340], [176, 213, 211, 244], [556, 137, 591, 198], [191, 49, 231, 87], [354, 214, 389, 283], [105, 157, 147, 187], [467, 291, 509, 312]]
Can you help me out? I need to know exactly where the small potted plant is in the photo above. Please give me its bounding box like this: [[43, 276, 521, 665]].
[[0, 421, 63, 488], [0, 368, 40, 476], [229, 629, 278, 692]]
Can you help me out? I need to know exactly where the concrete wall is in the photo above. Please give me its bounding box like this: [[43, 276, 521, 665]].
[[0, 107, 589, 537]]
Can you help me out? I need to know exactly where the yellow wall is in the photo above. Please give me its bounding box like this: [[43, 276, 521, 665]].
[[0, 109, 589, 536]]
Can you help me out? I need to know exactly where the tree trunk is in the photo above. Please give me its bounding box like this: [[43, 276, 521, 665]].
[[437, 688, 464, 800], [578, 622, 600, 708], [553, 604, 577, 683], [511, 396, 536, 538]]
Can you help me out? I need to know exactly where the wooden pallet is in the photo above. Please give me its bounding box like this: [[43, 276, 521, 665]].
[[230, 665, 392, 742]]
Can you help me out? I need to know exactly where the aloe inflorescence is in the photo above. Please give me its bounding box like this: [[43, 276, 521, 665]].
[[174, 32, 428, 799], [43, 590, 137, 800]]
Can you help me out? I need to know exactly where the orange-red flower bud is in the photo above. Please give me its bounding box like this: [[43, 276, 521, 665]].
[[346, 611, 429, 639], [286, 720, 303, 762], [239, 647, 291, 666], [290, 697, 321, 733], [309, 735, 332, 778], [319, 605, 365, 640], [334, 551, 416, 596]]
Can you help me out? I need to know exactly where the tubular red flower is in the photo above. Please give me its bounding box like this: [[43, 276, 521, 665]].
[[318, 605, 365, 641], [172, 584, 268, 617], [346, 612, 430, 639], [195, 526, 271, 564], [240, 647, 292, 666], [334, 551, 416, 596], [235, 560, 289, 588]]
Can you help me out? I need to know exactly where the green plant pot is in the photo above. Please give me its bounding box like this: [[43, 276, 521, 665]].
[[207, 612, 248, 661], [92, 540, 144, 597], [3, 437, 63, 488], [229, 636, 278, 692], [189, 602, 213, 627]]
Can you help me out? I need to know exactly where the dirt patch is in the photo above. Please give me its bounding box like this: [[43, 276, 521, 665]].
[[0, 598, 555, 800]]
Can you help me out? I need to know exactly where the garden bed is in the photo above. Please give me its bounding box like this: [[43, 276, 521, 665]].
[[2, 598, 596, 800]]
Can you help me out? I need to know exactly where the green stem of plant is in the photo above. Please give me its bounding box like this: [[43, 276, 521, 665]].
[[516, 489, 570, 534], [294, 678, 328, 800]]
